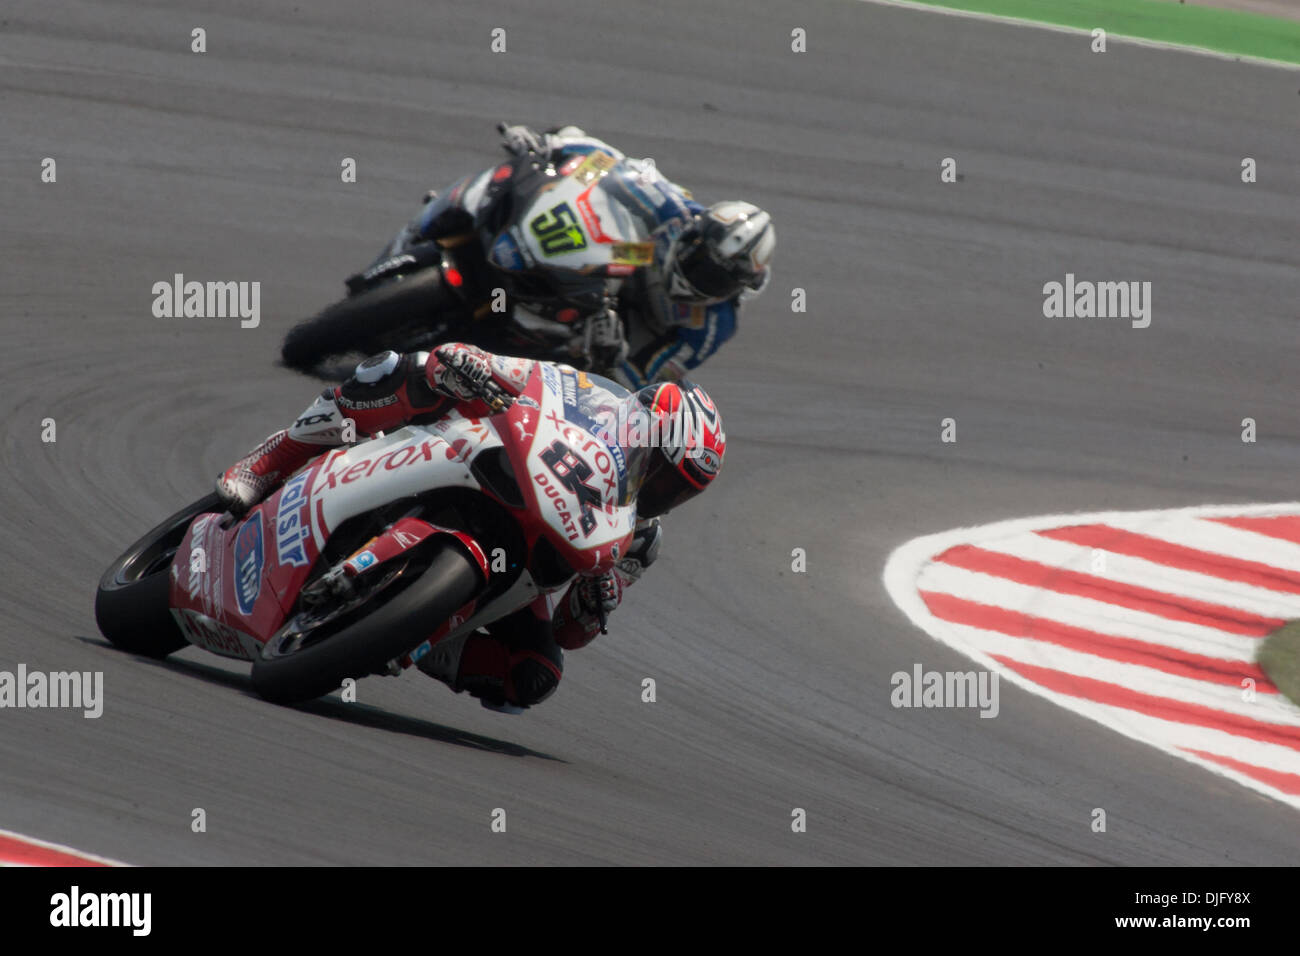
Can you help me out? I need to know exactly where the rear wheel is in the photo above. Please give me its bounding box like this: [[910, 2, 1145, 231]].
[[95, 493, 224, 658], [280, 269, 467, 378], [250, 539, 483, 704]]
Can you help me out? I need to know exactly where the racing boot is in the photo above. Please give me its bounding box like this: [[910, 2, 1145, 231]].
[[416, 631, 470, 688], [417, 631, 527, 715], [216, 392, 347, 515], [216, 430, 318, 516]]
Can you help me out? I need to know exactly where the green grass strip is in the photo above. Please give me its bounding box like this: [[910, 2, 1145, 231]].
[[886, 0, 1300, 66], [1259, 621, 1300, 708]]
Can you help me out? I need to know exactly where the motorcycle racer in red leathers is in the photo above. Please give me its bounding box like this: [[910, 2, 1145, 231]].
[[216, 343, 726, 713]]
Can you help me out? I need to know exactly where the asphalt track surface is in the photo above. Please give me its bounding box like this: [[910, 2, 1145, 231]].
[[4, 0, 1300, 865]]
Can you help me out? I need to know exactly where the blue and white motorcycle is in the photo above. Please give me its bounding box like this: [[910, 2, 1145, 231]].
[[280, 130, 693, 381]]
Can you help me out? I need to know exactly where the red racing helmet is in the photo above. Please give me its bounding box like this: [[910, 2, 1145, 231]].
[[632, 381, 726, 517]]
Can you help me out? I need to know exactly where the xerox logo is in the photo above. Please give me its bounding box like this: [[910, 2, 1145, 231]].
[[317, 437, 460, 490]]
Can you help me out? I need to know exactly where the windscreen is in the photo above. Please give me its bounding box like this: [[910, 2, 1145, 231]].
[[556, 369, 649, 508]]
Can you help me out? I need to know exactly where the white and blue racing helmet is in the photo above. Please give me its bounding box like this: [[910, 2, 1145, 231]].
[[664, 201, 775, 305]]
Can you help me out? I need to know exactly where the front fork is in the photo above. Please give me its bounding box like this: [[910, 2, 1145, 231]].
[[309, 516, 491, 674]]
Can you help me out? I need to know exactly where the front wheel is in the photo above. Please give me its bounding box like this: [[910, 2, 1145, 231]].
[[95, 493, 224, 658], [280, 269, 468, 378], [250, 539, 484, 705]]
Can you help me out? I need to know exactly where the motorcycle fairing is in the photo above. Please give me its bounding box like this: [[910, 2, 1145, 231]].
[[506, 364, 637, 573], [168, 366, 634, 660]]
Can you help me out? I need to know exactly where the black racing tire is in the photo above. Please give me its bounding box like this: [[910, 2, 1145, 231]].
[[249, 540, 483, 705], [95, 492, 225, 658], [280, 269, 465, 377]]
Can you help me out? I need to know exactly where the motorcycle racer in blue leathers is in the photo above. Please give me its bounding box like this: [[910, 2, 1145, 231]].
[[378, 124, 777, 388]]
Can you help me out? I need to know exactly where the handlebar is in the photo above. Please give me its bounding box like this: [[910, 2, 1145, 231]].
[[479, 378, 515, 414]]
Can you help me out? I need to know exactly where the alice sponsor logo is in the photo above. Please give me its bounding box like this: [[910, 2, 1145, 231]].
[[151, 273, 260, 328], [50, 886, 150, 936], [275, 472, 312, 568], [1042, 273, 1151, 328], [890, 664, 999, 718], [0, 665, 102, 718]]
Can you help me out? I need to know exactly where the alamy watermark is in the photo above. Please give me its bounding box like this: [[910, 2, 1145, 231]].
[[0, 665, 103, 718], [50, 886, 150, 936], [591, 403, 713, 462], [1042, 273, 1151, 329], [891, 664, 999, 718], [151, 274, 260, 328]]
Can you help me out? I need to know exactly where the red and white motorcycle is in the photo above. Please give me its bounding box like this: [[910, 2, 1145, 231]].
[[95, 363, 638, 705]]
